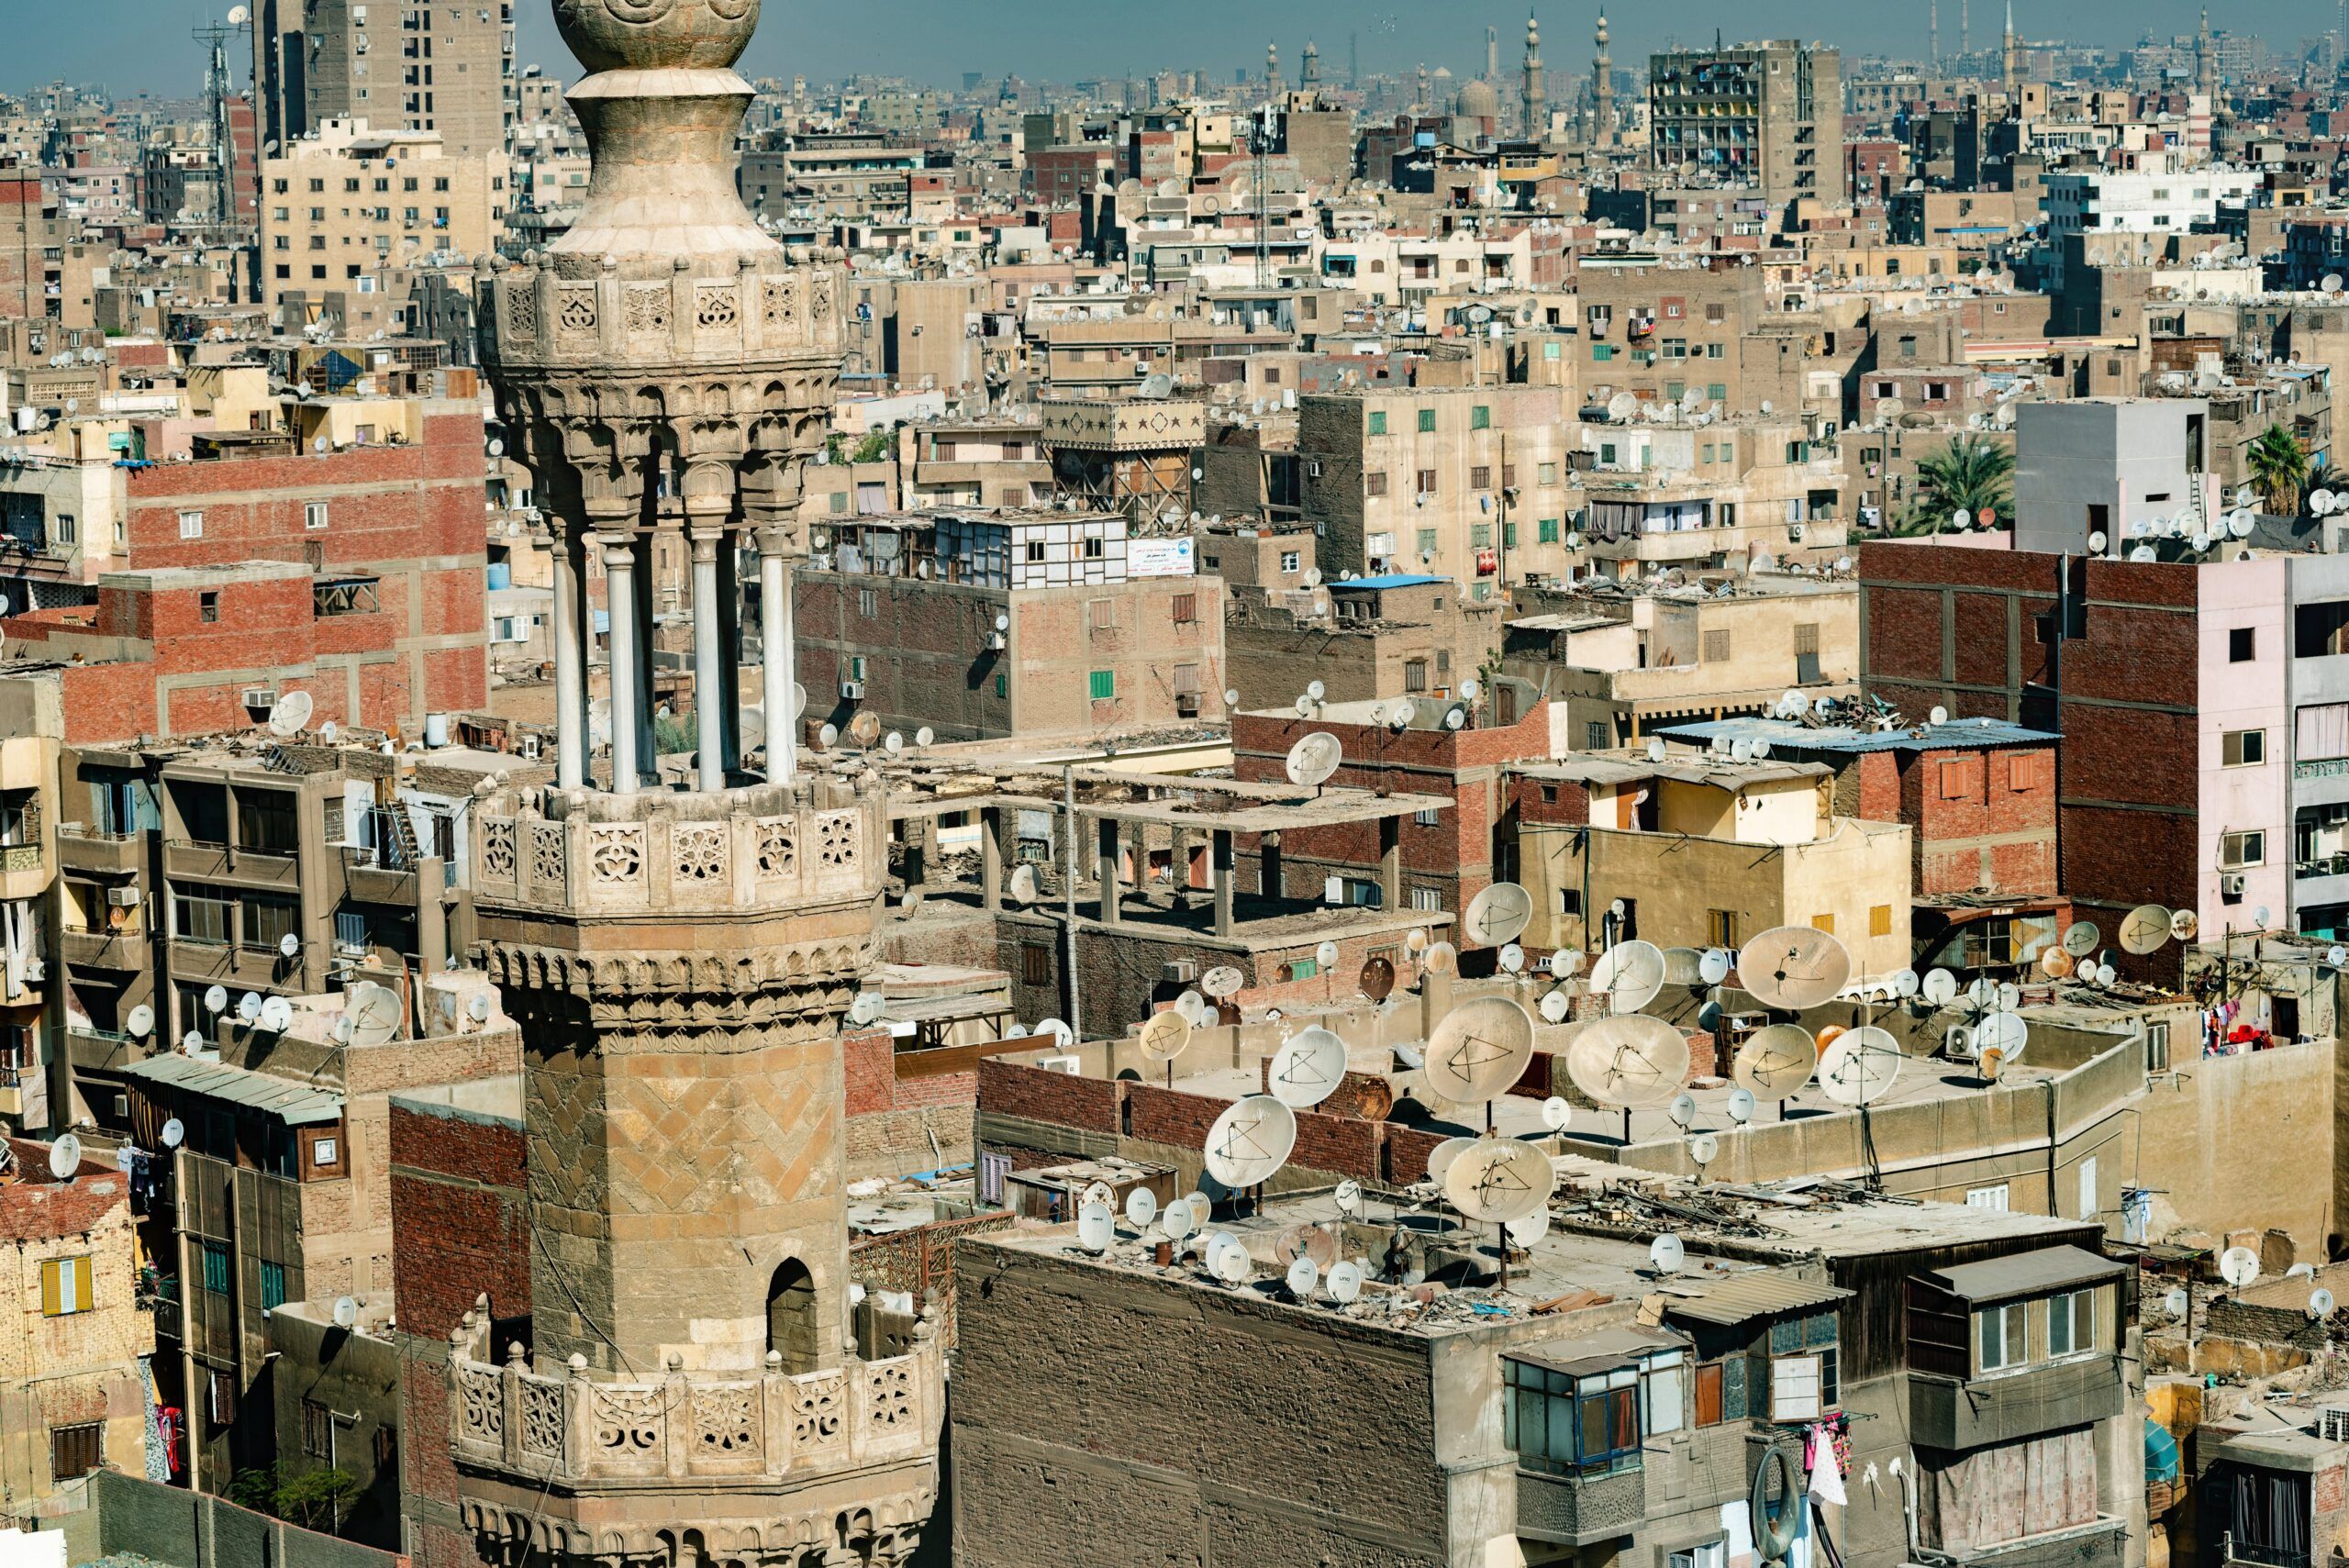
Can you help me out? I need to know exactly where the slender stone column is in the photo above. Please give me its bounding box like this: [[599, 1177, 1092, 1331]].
[[602, 535, 641, 795], [552, 530, 585, 791], [691, 529, 727, 790], [761, 528, 794, 785]]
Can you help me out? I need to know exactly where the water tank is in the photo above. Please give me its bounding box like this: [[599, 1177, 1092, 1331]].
[[485, 562, 511, 591], [423, 713, 450, 748]]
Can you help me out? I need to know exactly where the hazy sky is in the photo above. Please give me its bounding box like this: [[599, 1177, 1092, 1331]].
[[34, 0, 2334, 101]]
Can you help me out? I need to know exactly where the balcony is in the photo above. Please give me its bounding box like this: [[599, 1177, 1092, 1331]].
[[1908, 1354, 2125, 1451], [56, 826, 142, 876], [61, 928, 144, 970], [162, 840, 301, 889], [1942, 1516, 2127, 1568], [1515, 1463, 1646, 1546]]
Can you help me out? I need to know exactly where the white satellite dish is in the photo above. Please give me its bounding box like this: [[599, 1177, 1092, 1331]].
[[1200, 965, 1245, 999], [1819, 1028, 1903, 1106], [1335, 1180, 1362, 1215], [259, 995, 294, 1033], [2313, 1288, 2338, 1320], [48, 1134, 83, 1179], [1136, 1009, 1192, 1062], [1689, 1131, 1720, 1165], [1566, 1014, 1693, 1107], [1204, 1095, 1297, 1187], [1442, 1138, 1555, 1223], [1209, 1235, 1252, 1284], [267, 689, 314, 737], [1463, 882, 1535, 947], [915, 726, 935, 748], [347, 981, 404, 1046], [1498, 943, 1525, 973], [1076, 1202, 1116, 1251], [181, 1030, 204, 1055], [1124, 1186, 1158, 1230], [1928, 706, 1949, 726], [1648, 1233, 1686, 1275], [161, 1118, 184, 1149], [1284, 732, 1343, 789], [126, 1004, 154, 1038], [1726, 1086, 1757, 1124], [1286, 1255, 1319, 1296], [1161, 1195, 1197, 1242], [884, 731, 904, 755], [278, 930, 301, 960], [1538, 989, 1571, 1022], [1425, 997, 1537, 1104], [2220, 1246, 2261, 1289], [1667, 1091, 1698, 1128], [204, 984, 228, 1015], [1588, 940, 1666, 1013], [1035, 1017, 1074, 1046], [1008, 864, 1041, 904], [329, 1294, 359, 1329], [848, 993, 885, 1026], [1548, 949, 1584, 979], [1327, 1260, 1364, 1303], [1269, 1028, 1346, 1108], [237, 991, 262, 1023], [1540, 1095, 1573, 1131]]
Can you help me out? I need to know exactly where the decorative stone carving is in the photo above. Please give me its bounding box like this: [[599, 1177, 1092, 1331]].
[[762, 276, 796, 327], [589, 1385, 663, 1458], [530, 823, 567, 885], [692, 1385, 757, 1453], [696, 284, 740, 329], [557, 286, 598, 335], [623, 284, 672, 335], [519, 1377, 566, 1457], [791, 1371, 845, 1450], [753, 817, 796, 880], [866, 1360, 913, 1429], [459, 1364, 504, 1445], [481, 818, 518, 880], [505, 285, 540, 342], [587, 825, 645, 884], [674, 821, 727, 884], [816, 811, 858, 870]]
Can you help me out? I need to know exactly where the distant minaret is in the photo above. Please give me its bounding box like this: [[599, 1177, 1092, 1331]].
[[1266, 39, 1278, 88], [1487, 26, 1501, 82], [1931, 0, 1940, 72], [1418, 61, 1431, 109], [1302, 39, 1320, 88], [2197, 6, 2219, 99], [1523, 13, 1547, 139], [2001, 0, 2021, 95], [1960, 0, 1970, 60], [1591, 8, 1613, 147]]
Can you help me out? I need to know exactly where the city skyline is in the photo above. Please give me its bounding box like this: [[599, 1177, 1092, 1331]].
[[37, 0, 2332, 102]]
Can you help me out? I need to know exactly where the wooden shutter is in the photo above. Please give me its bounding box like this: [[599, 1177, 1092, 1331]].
[[39, 1258, 59, 1316]]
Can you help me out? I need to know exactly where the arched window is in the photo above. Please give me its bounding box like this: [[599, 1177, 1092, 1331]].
[[766, 1258, 818, 1374]]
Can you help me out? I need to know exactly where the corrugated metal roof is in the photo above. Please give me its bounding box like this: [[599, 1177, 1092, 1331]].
[[1659, 1270, 1853, 1326], [1655, 716, 2060, 755], [1921, 1245, 2124, 1305], [122, 1053, 343, 1126], [1508, 1324, 1689, 1375], [1329, 573, 1447, 591]]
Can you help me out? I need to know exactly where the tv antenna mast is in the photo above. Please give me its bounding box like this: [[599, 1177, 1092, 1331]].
[[194, 9, 252, 229], [1252, 103, 1276, 290]]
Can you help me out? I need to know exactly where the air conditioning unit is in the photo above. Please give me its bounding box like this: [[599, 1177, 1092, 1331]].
[[241, 686, 275, 710], [106, 885, 140, 908], [1944, 1026, 1979, 1061], [1162, 959, 1197, 984], [840, 680, 864, 700], [1035, 1054, 1081, 1074], [2221, 873, 2247, 898], [1788, 523, 1806, 541]]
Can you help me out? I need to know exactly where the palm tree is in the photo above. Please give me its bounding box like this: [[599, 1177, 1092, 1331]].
[[2249, 423, 2313, 517], [1913, 436, 2015, 531]]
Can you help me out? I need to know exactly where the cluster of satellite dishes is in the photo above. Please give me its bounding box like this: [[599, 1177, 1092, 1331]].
[[2212, 1245, 2337, 1323], [812, 708, 939, 757]]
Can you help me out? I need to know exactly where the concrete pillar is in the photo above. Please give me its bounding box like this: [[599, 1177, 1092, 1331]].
[[1212, 828, 1235, 937], [1097, 815, 1122, 928], [551, 531, 585, 791], [1260, 831, 1283, 904], [981, 806, 1002, 913], [417, 856, 447, 976], [602, 535, 641, 795], [908, 814, 933, 889], [690, 530, 727, 791], [1421, 965, 1454, 1038], [1379, 815, 1403, 911], [760, 531, 794, 786]]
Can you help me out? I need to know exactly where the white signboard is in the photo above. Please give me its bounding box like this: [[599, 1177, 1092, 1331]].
[[1130, 538, 1196, 579]]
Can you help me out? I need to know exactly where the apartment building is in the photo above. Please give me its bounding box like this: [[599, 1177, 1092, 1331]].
[[1297, 385, 1577, 587], [259, 120, 506, 305], [1647, 40, 1846, 208], [280, 0, 515, 160]]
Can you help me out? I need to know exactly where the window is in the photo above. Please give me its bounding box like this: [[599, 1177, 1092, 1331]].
[[1539, 518, 1560, 544], [1503, 522, 1519, 549], [1965, 1184, 2010, 1210], [173, 892, 231, 945], [1410, 885, 1443, 911], [1172, 593, 1197, 623], [2223, 729, 2266, 767], [1702, 630, 1730, 662], [243, 895, 298, 953], [178, 509, 205, 539], [1976, 1300, 2028, 1372], [1415, 469, 1437, 496], [1470, 524, 1493, 549], [1811, 913, 1836, 935], [259, 1260, 287, 1312], [2047, 1286, 2099, 1357], [1278, 551, 1300, 573], [1504, 1358, 1641, 1476], [1417, 408, 1436, 433], [199, 1240, 230, 1296], [1471, 405, 1491, 430], [199, 592, 220, 624], [1560, 888, 1583, 917], [1085, 597, 1116, 634], [2222, 830, 2266, 868], [1415, 528, 1437, 555], [1020, 943, 1050, 985], [2231, 627, 2256, 662], [1870, 904, 1893, 938], [1365, 471, 1389, 497], [1367, 410, 1387, 436], [305, 501, 329, 531], [50, 1424, 101, 1482], [858, 587, 878, 618], [1088, 670, 1115, 701], [993, 672, 1007, 699], [1708, 909, 1738, 949], [303, 1398, 334, 1458], [39, 1256, 92, 1316], [1404, 661, 1429, 693], [1586, 721, 1609, 751], [1470, 465, 1492, 490], [2147, 1020, 2171, 1073], [238, 790, 300, 854], [1770, 1353, 1823, 1420], [1538, 462, 1559, 485], [2008, 751, 2047, 791], [1642, 1350, 1686, 1436], [1416, 806, 1442, 827]]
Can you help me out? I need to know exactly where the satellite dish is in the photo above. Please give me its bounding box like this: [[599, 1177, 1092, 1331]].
[[1698, 949, 1731, 985], [818, 723, 840, 748], [2220, 1246, 2261, 1289], [1201, 965, 1245, 999], [1284, 732, 1343, 789], [1726, 1086, 1757, 1124], [1424, 997, 1538, 1103], [848, 993, 885, 1026], [1286, 1255, 1320, 1297], [1689, 1131, 1720, 1165], [1426, 1136, 1479, 1185], [1538, 989, 1571, 1023], [2060, 921, 2101, 958], [1137, 1009, 1192, 1062], [1667, 1092, 1698, 1128], [237, 991, 262, 1023], [326, 1294, 360, 1329], [1648, 1233, 1687, 1275], [48, 1134, 83, 1179], [259, 996, 294, 1033], [1161, 1195, 1197, 1242], [2120, 904, 2172, 955], [1077, 1202, 1117, 1251], [1421, 940, 1459, 977], [2312, 1288, 2337, 1320], [1359, 955, 1397, 1001], [2170, 908, 2200, 940], [1540, 1095, 1574, 1132], [1588, 940, 1667, 1013], [278, 930, 301, 959], [1818, 1027, 1903, 1106], [1548, 949, 1584, 979], [1975, 1011, 2028, 1061], [1327, 1260, 1364, 1303], [181, 1031, 204, 1055], [1890, 968, 1920, 999], [1121, 1186, 1159, 1231], [204, 984, 228, 1015], [1008, 864, 1041, 904], [1734, 1024, 1818, 1099], [1464, 883, 1535, 947], [1224, 688, 1241, 708], [126, 1004, 154, 1038], [161, 1118, 184, 1149], [1737, 926, 1854, 1010], [1441, 1138, 1555, 1223], [467, 993, 492, 1022], [1928, 705, 1949, 726], [1035, 1017, 1074, 1047], [1334, 1180, 1363, 1217], [347, 980, 404, 1046], [2332, 946, 2349, 970], [1269, 1028, 1347, 1108], [1204, 1095, 1297, 1187], [1498, 943, 1526, 974], [884, 731, 905, 755], [1209, 1237, 1252, 1284], [1316, 940, 1341, 969], [1566, 1014, 1693, 1107], [2040, 947, 2076, 980], [267, 689, 314, 737]]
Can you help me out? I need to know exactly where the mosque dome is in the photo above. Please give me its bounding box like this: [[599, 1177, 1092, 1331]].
[[1458, 78, 1501, 119]]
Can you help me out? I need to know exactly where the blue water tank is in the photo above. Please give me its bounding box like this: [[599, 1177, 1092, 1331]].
[[485, 562, 512, 591]]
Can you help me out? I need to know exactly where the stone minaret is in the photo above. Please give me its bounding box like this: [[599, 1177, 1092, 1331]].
[[449, 1, 941, 1562], [1266, 39, 1279, 89], [1523, 14, 1547, 141], [1302, 38, 1321, 87], [1418, 61, 1432, 109], [2197, 6, 2219, 100], [1487, 25, 1502, 83], [1591, 9, 1614, 148], [2002, 0, 2022, 95]]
